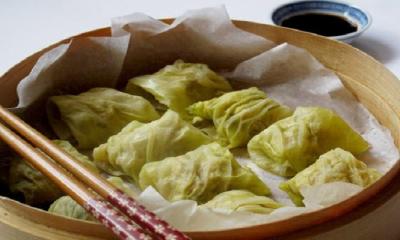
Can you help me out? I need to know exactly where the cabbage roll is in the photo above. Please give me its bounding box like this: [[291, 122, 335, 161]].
[[9, 159, 63, 206], [139, 143, 270, 203], [125, 60, 232, 118], [48, 176, 136, 221], [280, 148, 381, 206], [47, 88, 160, 149], [248, 107, 369, 177], [93, 110, 211, 182], [48, 196, 94, 221], [187, 87, 292, 148], [202, 190, 281, 214], [107, 176, 138, 198], [9, 140, 92, 205], [53, 140, 99, 173]]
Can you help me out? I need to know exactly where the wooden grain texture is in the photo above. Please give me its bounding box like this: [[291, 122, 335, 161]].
[[0, 20, 399, 240]]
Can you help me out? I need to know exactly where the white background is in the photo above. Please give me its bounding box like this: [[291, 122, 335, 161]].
[[0, 1, 399, 239], [0, 0, 400, 77]]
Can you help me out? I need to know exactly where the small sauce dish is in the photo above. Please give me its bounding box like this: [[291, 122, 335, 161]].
[[271, 0, 372, 43]]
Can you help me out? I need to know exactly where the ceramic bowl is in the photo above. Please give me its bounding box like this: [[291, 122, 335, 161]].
[[271, 0, 372, 43]]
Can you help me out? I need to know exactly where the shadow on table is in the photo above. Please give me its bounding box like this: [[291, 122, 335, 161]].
[[352, 36, 395, 64]]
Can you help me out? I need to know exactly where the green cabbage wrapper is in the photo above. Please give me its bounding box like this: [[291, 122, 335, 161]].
[[280, 148, 381, 206], [9, 140, 92, 206], [48, 196, 95, 221], [202, 190, 281, 214], [47, 88, 160, 149], [9, 159, 63, 206], [48, 176, 136, 221], [139, 142, 270, 203], [107, 176, 138, 198], [93, 110, 212, 182], [248, 107, 369, 177], [125, 60, 232, 119], [52, 140, 99, 173], [187, 87, 293, 148]]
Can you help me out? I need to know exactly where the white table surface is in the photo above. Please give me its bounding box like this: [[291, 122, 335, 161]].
[[1, 1, 400, 239]]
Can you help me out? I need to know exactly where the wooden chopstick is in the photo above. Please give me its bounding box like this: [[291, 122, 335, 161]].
[[0, 105, 190, 240], [0, 120, 152, 240]]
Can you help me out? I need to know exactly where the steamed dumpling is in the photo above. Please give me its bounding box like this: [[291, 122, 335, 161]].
[[187, 87, 292, 148], [52, 140, 98, 173], [48, 196, 95, 221], [107, 176, 138, 198], [139, 143, 270, 203], [93, 110, 211, 182], [9, 159, 63, 206], [47, 88, 160, 149], [248, 107, 369, 177], [125, 60, 232, 118], [280, 148, 381, 206], [9, 140, 93, 206], [48, 177, 133, 221], [202, 190, 281, 214]]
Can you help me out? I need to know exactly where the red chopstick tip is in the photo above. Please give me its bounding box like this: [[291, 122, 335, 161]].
[[84, 198, 153, 240], [108, 189, 191, 240]]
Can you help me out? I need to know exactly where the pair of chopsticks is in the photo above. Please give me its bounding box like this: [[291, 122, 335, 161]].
[[0, 105, 190, 240]]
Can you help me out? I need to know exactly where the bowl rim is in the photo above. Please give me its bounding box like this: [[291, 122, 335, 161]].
[[270, 0, 373, 41]]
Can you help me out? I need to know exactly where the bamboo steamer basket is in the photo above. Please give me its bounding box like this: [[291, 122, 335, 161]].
[[0, 20, 399, 240]]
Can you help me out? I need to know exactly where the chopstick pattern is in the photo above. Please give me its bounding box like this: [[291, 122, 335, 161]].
[[108, 189, 190, 240], [84, 198, 152, 240]]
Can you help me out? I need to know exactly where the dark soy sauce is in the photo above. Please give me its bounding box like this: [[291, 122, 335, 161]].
[[281, 13, 358, 36]]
